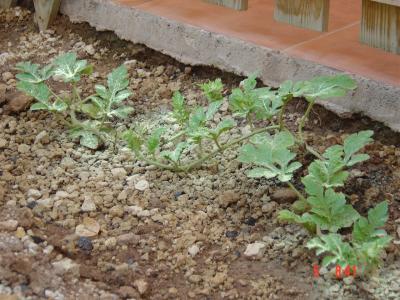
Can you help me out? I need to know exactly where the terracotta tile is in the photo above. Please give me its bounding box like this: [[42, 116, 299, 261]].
[[113, 0, 399, 86], [285, 24, 400, 86], [115, 0, 322, 49]]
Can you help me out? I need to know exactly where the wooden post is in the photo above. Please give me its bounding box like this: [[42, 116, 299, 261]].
[[204, 0, 248, 11], [33, 0, 61, 31], [274, 0, 330, 32], [0, 0, 17, 9], [361, 0, 400, 54]]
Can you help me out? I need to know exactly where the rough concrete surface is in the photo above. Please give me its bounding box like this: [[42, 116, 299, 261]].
[[60, 0, 400, 131]]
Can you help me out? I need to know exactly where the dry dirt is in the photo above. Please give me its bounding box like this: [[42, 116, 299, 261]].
[[1, 6, 400, 300]]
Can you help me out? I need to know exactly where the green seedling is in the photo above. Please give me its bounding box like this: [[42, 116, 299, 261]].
[[16, 52, 134, 149]]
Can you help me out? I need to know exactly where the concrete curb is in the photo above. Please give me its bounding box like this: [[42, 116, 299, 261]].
[[60, 0, 400, 131]]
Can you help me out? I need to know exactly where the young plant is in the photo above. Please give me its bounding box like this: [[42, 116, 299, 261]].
[[123, 75, 357, 173], [16, 52, 134, 149], [307, 201, 392, 275], [123, 77, 281, 172], [266, 130, 391, 274], [278, 130, 374, 231], [228, 74, 282, 126]]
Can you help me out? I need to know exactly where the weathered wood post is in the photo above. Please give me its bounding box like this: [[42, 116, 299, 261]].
[[274, 0, 330, 32], [33, 0, 61, 31], [0, 0, 17, 9], [360, 0, 400, 54], [204, 0, 248, 11]]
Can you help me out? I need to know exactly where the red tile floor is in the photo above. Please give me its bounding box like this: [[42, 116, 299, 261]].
[[116, 0, 400, 86]]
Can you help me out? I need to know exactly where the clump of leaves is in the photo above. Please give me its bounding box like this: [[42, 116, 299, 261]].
[[123, 80, 246, 172], [229, 74, 283, 125], [123, 74, 357, 173], [307, 201, 392, 275], [272, 129, 391, 275], [238, 131, 301, 182], [278, 131, 373, 233], [199, 78, 224, 102], [16, 53, 134, 149]]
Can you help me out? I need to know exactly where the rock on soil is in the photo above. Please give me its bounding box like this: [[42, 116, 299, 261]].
[[3, 91, 33, 114], [80, 196, 97, 212], [271, 188, 298, 204], [75, 217, 100, 237], [0, 220, 18, 231], [244, 242, 267, 258], [134, 279, 148, 295], [134, 179, 149, 191], [218, 190, 240, 207], [52, 258, 80, 277]]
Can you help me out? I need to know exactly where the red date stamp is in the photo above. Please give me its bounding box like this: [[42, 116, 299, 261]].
[[313, 264, 358, 279]]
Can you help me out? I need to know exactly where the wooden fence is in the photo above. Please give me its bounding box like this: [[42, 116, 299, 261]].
[[206, 0, 400, 54], [0, 0, 60, 31]]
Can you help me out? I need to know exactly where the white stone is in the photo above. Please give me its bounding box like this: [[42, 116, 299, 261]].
[[117, 190, 128, 201], [79, 171, 90, 181], [55, 191, 70, 199], [2, 71, 13, 81], [27, 189, 41, 200], [17, 144, 30, 154], [0, 138, 7, 148], [52, 258, 80, 277], [60, 157, 75, 169], [126, 174, 139, 186], [125, 205, 143, 216], [35, 130, 49, 144], [81, 196, 97, 212], [188, 244, 200, 257], [134, 279, 148, 295], [84, 44, 95, 55], [111, 167, 127, 179], [137, 210, 151, 218], [37, 198, 54, 208], [244, 242, 266, 257], [43, 245, 54, 255], [135, 179, 149, 191], [124, 59, 137, 68], [0, 219, 18, 231], [0, 52, 14, 66]]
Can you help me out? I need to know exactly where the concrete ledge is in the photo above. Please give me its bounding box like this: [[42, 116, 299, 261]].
[[60, 0, 400, 131]]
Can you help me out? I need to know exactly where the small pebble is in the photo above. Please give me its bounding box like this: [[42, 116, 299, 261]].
[[77, 237, 93, 252], [225, 231, 239, 239]]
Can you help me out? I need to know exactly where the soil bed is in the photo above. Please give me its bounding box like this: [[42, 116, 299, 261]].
[[1, 7, 400, 300]]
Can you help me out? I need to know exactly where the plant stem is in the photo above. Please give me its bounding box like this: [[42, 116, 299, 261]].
[[135, 151, 179, 172], [247, 114, 254, 130], [48, 86, 64, 103], [278, 95, 292, 130], [295, 100, 325, 160], [305, 144, 324, 160], [79, 93, 97, 106], [168, 131, 185, 142], [298, 100, 314, 144], [72, 83, 82, 104], [181, 125, 279, 172], [213, 137, 222, 151], [287, 182, 306, 203]]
